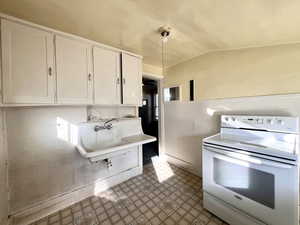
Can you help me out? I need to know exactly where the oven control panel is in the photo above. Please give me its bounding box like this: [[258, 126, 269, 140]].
[[221, 115, 299, 133]]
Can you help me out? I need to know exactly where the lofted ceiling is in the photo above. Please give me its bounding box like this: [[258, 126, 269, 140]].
[[1, 0, 300, 68]]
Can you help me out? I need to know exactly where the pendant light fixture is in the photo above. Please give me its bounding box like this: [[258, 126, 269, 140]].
[[159, 26, 171, 76]]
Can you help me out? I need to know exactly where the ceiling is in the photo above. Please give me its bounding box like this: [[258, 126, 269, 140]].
[[1, 0, 300, 68]]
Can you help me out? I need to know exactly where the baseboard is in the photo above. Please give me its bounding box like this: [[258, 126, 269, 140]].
[[12, 166, 142, 225], [163, 153, 201, 177]]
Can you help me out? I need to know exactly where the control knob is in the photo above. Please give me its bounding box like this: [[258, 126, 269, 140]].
[[277, 119, 284, 125]]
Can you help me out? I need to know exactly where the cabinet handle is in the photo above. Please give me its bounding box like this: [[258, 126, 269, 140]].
[[123, 78, 126, 84], [117, 77, 120, 84], [48, 67, 52, 76], [88, 74, 92, 81]]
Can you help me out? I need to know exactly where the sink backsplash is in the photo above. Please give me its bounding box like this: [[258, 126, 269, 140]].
[[78, 118, 143, 150], [87, 106, 137, 121]]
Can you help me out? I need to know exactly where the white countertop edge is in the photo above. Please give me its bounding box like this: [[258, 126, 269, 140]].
[[76, 134, 157, 159]]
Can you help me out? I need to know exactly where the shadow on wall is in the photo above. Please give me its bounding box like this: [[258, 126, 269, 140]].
[[164, 94, 299, 176], [5, 107, 122, 214]]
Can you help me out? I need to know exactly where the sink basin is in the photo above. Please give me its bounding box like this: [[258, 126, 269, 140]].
[[76, 118, 156, 162]]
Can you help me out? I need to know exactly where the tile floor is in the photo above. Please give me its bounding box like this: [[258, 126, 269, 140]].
[[30, 160, 228, 225]]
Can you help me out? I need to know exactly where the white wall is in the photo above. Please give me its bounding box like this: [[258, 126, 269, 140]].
[[5, 106, 137, 214], [0, 109, 8, 225], [164, 94, 300, 176]]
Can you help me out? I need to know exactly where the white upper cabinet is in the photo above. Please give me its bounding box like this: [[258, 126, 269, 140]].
[[93, 47, 121, 105], [55, 35, 93, 104], [0, 16, 143, 106], [121, 53, 142, 106], [1, 19, 55, 104]]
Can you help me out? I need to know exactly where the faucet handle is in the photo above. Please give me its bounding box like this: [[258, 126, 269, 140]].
[[88, 115, 98, 122]]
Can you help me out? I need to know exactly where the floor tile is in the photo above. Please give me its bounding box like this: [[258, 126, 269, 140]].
[[28, 162, 229, 225]]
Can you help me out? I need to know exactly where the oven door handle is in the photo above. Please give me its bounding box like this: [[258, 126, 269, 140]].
[[206, 147, 294, 169]]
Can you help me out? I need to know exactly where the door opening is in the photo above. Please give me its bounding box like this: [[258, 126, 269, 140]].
[[139, 78, 159, 165]]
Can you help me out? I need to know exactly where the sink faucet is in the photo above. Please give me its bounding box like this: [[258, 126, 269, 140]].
[[104, 118, 118, 125], [94, 118, 118, 132]]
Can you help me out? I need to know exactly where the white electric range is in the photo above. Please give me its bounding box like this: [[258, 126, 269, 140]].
[[202, 115, 299, 225]]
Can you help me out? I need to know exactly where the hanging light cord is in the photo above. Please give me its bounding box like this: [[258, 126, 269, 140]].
[[161, 33, 168, 76]]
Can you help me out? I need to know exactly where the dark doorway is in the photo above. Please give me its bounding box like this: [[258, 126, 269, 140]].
[[139, 78, 159, 165]]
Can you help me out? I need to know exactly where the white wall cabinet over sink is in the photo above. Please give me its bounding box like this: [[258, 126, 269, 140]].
[[55, 35, 93, 104], [93, 46, 121, 105], [121, 53, 142, 106], [1, 19, 55, 104], [0, 17, 143, 106], [93, 49, 142, 106]]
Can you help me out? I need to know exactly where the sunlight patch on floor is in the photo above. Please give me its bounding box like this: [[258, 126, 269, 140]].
[[151, 156, 174, 183]]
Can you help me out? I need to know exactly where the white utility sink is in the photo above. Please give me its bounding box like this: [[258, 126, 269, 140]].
[[76, 118, 156, 162]]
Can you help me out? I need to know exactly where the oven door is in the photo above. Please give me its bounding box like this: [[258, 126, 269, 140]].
[[203, 145, 299, 225]]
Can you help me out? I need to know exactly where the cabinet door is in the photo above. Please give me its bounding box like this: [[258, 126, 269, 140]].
[[55, 35, 93, 104], [110, 148, 139, 175], [121, 53, 142, 105], [93, 47, 121, 105], [1, 19, 55, 104]]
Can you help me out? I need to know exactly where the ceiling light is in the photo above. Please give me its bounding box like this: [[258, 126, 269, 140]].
[[158, 26, 171, 76]]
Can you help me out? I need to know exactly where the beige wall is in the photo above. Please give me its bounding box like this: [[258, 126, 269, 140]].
[[165, 44, 300, 101], [163, 43, 300, 175], [143, 64, 163, 77], [7, 107, 87, 212], [6, 106, 137, 213], [0, 109, 8, 225]]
